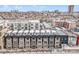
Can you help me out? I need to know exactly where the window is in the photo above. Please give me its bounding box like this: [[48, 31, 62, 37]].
[[31, 27, 33, 29], [30, 23, 33, 26], [33, 38, 35, 40], [17, 23, 21, 30], [32, 41, 36, 44], [25, 27, 27, 30], [32, 46, 36, 49], [38, 41, 41, 43], [25, 24, 28, 30], [26, 38, 29, 40], [21, 27, 24, 29], [55, 42, 59, 44], [38, 38, 41, 40], [25, 24, 27, 26], [50, 41, 53, 44], [26, 42, 29, 44], [44, 41, 47, 44], [35, 23, 39, 29]]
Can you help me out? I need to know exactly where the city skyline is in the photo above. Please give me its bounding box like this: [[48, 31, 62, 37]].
[[0, 5, 79, 12]]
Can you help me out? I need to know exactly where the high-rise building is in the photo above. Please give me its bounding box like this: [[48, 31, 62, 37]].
[[68, 5, 74, 15]]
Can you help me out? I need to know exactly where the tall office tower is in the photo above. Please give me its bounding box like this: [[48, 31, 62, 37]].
[[68, 5, 74, 15]]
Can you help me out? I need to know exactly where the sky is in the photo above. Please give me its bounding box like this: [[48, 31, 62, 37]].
[[0, 5, 79, 12]]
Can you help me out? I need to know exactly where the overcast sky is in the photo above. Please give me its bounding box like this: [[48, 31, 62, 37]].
[[0, 5, 78, 12]]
